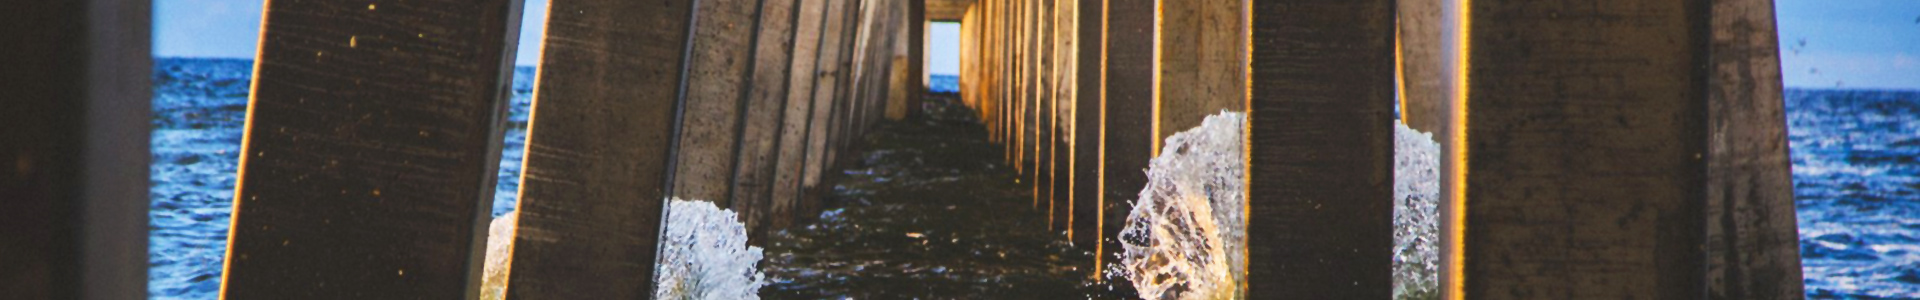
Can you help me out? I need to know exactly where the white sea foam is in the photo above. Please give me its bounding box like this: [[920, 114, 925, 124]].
[[481, 211, 517, 300], [655, 198, 767, 300], [1393, 121, 1441, 300]]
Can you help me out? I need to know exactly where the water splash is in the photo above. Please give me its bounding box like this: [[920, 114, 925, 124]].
[[1393, 121, 1441, 300], [655, 198, 768, 300], [479, 199, 766, 300], [1113, 111, 1246, 300], [481, 212, 517, 300]]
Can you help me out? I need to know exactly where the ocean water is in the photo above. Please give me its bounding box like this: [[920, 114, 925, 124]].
[[1785, 89, 1920, 299], [929, 74, 959, 94], [147, 58, 535, 299]]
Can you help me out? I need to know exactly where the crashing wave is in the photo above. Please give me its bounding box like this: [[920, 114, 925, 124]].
[[655, 198, 767, 300], [1114, 111, 1246, 300]]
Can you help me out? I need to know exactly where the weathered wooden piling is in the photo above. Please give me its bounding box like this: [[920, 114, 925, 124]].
[[1100, 0, 1158, 279], [1049, 0, 1076, 233], [730, 0, 802, 240], [1, 0, 151, 298], [800, 0, 853, 213], [1246, 0, 1399, 298], [1157, 0, 1249, 145], [219, 0, 527, 298], [500, 0, 694, 298], [1705, 0, 1804, 298], [675, 0, 763, 205], [1069, 0, 1104, 254], [772, 0, 831, 229], [1452, 0, 1712, 298]]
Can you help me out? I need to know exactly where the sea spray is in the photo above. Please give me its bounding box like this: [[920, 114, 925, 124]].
[[481, 212, 517, 300], [1113, 111, 1246, 300], [654, 198, 767, 300], [478, 199, 766, 300], [1392, 121, 1440, 300]]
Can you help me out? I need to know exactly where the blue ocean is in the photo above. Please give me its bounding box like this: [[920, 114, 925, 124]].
[[1786, 89, 1920, 298], [148, 58, 1919, 298], [929, 74, 959, 94]]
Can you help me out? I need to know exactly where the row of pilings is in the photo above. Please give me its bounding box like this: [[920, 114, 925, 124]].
[[953, 0, 1805, 299], [7, 0, 1809, 299]]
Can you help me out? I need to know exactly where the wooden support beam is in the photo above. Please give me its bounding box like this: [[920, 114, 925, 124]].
[[1070, 0, 1104, 253], [1049, 0, 1073, 233], [500, 0, 694, 298], [1397, 0, 1450, 134], [732, 0, 802, 240], [907, 0, 928, 119], [799, 0, 853, 215], [676, 0, 766, 203], [1704, 0, 1803, 297], [1245, 0, 1398, 298], [822, 0, 859, 180], [1101, 0, 1156, 279], [1156, 0, 1248, 144], [1453, 0, 1710, 298], [0, 0, 150, 297], [1036, 0, 1056, 225], [772, 0, 830, 229], [219, 0, 526, 298]]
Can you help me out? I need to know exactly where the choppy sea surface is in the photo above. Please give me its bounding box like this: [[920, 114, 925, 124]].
[[929, 74, 959, 94], [149, 58, 1920, 298], [1786, 89, 1920, 299], [148, 58, 534, 299]]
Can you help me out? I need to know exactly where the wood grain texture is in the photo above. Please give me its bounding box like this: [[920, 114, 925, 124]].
[[1036, 0, 1056, 225], [501, 0, 694, 298], [676, 0, 763, 203], [906, 0, 926, 119], [731, 0, 799, 240], [820, 0, 860, 174], [800, 0, 853, 214], [1461, 0, 1710, 298], [220, 0, 523, 298], [1397, 0, 1450, 134], [771, 0, 829, 229], [1157, 0, 1247, 142], [1246, 0, 1397, 298], [926, 0, 976, 21], [1049, 0, 1073, 232], [1101, 0, 1155, 275], [1070, 0, 1104, 256], [1705, 0, 1803, 298]]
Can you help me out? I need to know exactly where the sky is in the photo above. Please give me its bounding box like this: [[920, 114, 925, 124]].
[[155, 0, 1919, 89], [928, 22, 961, 76], [154, 0, 548, 66], [1774, 0, 1920, 89]]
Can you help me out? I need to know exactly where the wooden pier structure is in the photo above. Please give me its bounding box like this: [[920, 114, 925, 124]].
[[5, 0, 1807, 298]]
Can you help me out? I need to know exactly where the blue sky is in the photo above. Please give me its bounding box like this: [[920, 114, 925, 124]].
[[155, 0, 548, 66], [155, 0, 1918, 89], [1774, 0, 1920, 89], [929, 22, 961, 76]]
